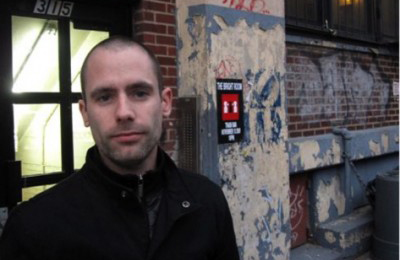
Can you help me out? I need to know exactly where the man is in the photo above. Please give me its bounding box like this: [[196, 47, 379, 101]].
[[0, 36, 239, 260]]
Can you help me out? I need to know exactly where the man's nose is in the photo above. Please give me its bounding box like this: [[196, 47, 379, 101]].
[[115, 95, 135, 122]]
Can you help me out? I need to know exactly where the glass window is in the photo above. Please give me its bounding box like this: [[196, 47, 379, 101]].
[[14, 104, 62, 176], [70, 25, 109, 93], [72, 104, 94, 169], [23, 185, 54, 201], [12, 16, 60, 93]]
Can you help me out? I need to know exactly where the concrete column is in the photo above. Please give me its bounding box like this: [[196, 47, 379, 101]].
[[176, 0, 291, 258]]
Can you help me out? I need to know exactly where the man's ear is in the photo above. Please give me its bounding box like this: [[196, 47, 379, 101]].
[[161, 87, 172, 118], [78, 99, 90, 127]]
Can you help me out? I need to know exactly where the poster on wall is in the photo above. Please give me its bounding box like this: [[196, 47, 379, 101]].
[[216, 78, 244, 144]]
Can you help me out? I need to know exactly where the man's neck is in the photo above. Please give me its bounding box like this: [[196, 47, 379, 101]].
[[100, 148, 158, 176]]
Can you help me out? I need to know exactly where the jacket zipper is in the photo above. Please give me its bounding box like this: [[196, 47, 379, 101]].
[[138, 174, 144, 203]]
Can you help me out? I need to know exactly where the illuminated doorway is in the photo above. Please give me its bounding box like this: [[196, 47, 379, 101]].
[[0, 0, 134, 209]]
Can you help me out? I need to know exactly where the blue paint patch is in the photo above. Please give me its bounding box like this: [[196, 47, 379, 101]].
[[260, 75, 277, 101], [188, 50, 199, 61], [270, 110, 282, 144], [256, 111, 265, 144], [251, 75, 277, 109], [254, 218, 272, 260], [176, 36, 183, 50], [273, 247, 283, 256], [273, 91, 281, 107], [185, 17, 198, 46], [241, 112, 251, 147], [246, 69, 265, 84], [255, 69, 266, 84], [259, 187, 273, 202], [245, 69, 254, 82], [187, 4, 285, 50]]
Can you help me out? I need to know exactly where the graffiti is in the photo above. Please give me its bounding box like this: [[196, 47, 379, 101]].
[[222, 0, 270, 14], [293, 54, 391, 125], [214, 56, 241, 79], [290, 184, 306, 245]]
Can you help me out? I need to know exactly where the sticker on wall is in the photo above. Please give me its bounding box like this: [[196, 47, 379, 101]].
[[216, 79, 244, 144]]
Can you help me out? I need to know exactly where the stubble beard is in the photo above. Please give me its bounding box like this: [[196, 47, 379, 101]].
[[100, 128, 161, 172]]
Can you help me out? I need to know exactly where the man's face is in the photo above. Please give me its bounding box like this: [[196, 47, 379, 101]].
[[79, 46, 172, 173]]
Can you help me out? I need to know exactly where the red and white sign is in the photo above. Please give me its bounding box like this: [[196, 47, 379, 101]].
[[221, 94, 240, 121]]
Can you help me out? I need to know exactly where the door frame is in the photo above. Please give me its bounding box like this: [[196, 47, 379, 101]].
[[0, 0, 136, 209]]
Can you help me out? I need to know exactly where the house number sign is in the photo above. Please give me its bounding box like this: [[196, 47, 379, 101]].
[[34, 0, 74, 17]]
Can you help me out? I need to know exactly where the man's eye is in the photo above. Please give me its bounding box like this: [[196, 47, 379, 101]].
[[134, 91, 149, 98], [97, 94, 111, 103]]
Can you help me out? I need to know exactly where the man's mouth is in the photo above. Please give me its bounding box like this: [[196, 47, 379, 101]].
[[111, 131, 144, 143]]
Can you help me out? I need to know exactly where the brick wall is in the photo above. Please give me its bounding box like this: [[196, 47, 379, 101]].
[[133, 0, 178, 158], [286, 42, 399, 138]]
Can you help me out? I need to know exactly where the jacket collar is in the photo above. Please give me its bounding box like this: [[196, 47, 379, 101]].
[[82, 146, 202, 256]]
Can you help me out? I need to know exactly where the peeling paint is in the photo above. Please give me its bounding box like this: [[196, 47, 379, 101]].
[[381, 133, 389, 153], [290, 139, 341, 172], [325, 231, 337, 244], [339, 227, 372, 249], [316, 176, 346, 223], [177, 2, 289, 258], [368, 140, 381, 155]]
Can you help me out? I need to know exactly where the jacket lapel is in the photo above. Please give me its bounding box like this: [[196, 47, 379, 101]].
[[146, 160, 202, 260]]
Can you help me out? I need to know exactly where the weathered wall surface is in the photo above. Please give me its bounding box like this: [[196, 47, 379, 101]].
[[288, 126, 399, 226], [176, 1, 290, 259], [286, 42, 399, 138]]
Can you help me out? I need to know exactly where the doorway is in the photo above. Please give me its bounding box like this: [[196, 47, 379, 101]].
[[0, 0, 134, 209]]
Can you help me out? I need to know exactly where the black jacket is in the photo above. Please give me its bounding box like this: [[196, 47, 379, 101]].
[[0, 147, 239, 260]]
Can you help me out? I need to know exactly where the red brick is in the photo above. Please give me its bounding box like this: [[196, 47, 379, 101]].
[[303, 130, 315, 136], [146, 1, 166, 12], [168, 26, 176, 35], [156, 13, 175, 24], [168, 46, 176, 56], [289, 115, 301, 122], [163, 77, 177, 86], [168, 67, 177, 76], [146, 44, 167, 55], [297, 123, 309, 130], [158, 56, 176, 66], [167, 4, 175, 13], [137, 33, 156, 43], [287, 106, 296, 114], [309, 122, 321, 128], [137, 23, 167, 34], [157, 35, 176, 45], [288, 124, 296, 131]]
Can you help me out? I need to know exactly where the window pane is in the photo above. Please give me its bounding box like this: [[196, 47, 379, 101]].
[[380, 0, 399, 40], [12, 16, 59, 93], [14, 104, 62, 176], [23, 185, 54, 201], [70, 25, 109, 93], [285, 0, 319, 25], [72, 104, 94, 169], [331, 0, 369, 34]]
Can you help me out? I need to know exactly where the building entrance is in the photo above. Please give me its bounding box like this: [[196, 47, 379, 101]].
[[0, 0, 135, 210]]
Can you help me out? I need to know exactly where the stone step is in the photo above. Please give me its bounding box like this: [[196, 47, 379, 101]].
[[290, 243, 342, 260], [314, 205, 373, 258]]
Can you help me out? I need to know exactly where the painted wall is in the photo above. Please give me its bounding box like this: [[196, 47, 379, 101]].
[[288, 126, 399, 225], [176, 0, 291, 259], [286, 41, 399, 138]]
